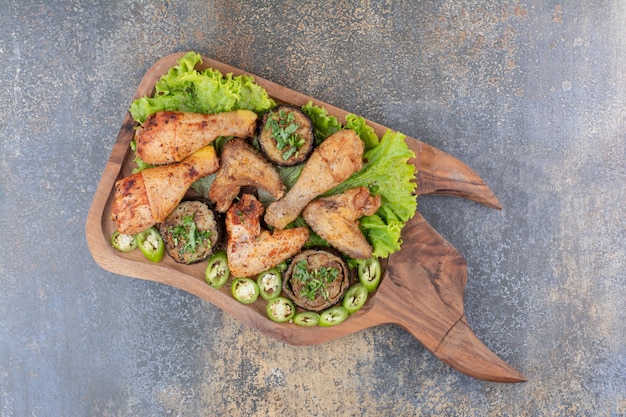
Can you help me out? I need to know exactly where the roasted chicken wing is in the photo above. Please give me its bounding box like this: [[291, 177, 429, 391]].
[[111, 146, 219, 234], [226, 194, 309, 277], [264, 129, 364, 230], [209, 138, 285, 212], [302, 187, 381, 259], [135, 110, 258, 165]]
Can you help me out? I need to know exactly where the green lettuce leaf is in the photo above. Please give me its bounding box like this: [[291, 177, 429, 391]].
[[327, 129, 417, 258], [129, 51, 275, 124], [301, 101, 343, 144], [345, 113, 379, 150], [301, 102, 379, 150]]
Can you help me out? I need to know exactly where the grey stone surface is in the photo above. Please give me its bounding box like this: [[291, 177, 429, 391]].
[[0, 1, 624, 416]]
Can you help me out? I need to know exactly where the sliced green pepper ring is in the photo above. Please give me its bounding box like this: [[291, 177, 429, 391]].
[[319, 306, 348, 327], [231, 277, 260, 304], [134, 227, 165, 262], [293, 311, 320, 327], [111, 231, 137, 252], [205, 250, 230, 289], [266, 297, 296, 323], [257, 268, 282, 300], [357, 257, 382, 292], [342, 283, 368, 314]]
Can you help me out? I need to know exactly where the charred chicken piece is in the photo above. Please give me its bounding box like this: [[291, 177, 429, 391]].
[[225, 194, 309, 277], [302, 187, 381, 259], [209, 138, 285, 212], [283, 249, 351, 312], [111, 146, 219, 235], [264, 129, 364, 230], [159, 198, 222, 264], [135, 110, 258, 165], [257, 105, 315, 166]]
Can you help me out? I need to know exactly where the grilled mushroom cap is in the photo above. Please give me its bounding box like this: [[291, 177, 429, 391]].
[[283, 249, 350, 312], [159, 198, 221, 264], [258, 105, 315, 166]]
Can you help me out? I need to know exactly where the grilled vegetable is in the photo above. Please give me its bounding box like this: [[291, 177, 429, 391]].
[[134, 227, 165, 262], [319, 306, 348, 327], [205, 250, 230, 289], [357, 257, 382, 292], [342, 282, 368, 314], [257, 268, 283, 301], [159, 198, 221, 264], [258, 105, 314, 166], [111, 231, 137, 252], [292, 311, 321, 327], [283, 249, 350, 312], [231, 277, 260, 304], [266, 297, 296, 323]]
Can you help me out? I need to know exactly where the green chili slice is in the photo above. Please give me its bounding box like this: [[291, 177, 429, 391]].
[[266, 297, 296, 323], [111, 231, 137, 252], [205, 250, 230, 289], [319, 306, 348, 327], [231, 277, 260, 304], [134, 227, 165, 262], [357, 257, 381, 292], [342, 283, 368, 314], [257, 268, 283, 301]]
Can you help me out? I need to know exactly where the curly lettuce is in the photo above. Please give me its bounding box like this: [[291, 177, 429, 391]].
[[303, 102, 417, 258], [329, 129, 417, 257], [301, 102, 343, 145], [129, 51, 275, 123]]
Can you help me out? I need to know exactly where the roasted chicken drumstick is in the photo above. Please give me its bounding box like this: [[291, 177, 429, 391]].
[[264, 129, 364, 230], [111, 146, 219, 234], [135, 110, 258, 165]]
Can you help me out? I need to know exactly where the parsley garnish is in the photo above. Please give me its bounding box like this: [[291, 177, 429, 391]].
[[169, 215, 211, 255], [292, 260, 339, 301], [265, 110, 306, 160]]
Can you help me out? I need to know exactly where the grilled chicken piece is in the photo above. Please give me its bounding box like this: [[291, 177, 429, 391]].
[[226, 194, 309, 277], [302, 187, 381, 259], [135, 110, 258, 165], [111, 146, 219, 234], [209, 138, 285, 212], [264, 129, 364, 230]]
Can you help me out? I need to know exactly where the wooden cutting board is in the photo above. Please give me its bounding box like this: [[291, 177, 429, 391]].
[[85, 53, 526, 383]]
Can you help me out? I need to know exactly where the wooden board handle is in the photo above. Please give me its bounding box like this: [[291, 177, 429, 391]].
[[371, 213, 526, 382], [85, 52, 524, 383]]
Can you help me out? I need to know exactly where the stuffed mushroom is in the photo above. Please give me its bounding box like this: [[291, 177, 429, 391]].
[[159, 198, 221, 264], [283, 249, 351, 312], [257, 105, 315, 166]]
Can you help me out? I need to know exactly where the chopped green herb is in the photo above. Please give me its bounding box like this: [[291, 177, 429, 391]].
[[292, 260, 339, 301], [265, 110, 306, 160], [169, 215, 211, 255]]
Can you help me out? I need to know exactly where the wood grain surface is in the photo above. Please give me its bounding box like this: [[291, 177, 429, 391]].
[[86, 53, 524, 382]]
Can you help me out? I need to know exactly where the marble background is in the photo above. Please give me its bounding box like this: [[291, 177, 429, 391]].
[[0, 1, 624, 416]]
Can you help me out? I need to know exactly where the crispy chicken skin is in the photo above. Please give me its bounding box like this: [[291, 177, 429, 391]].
[[226, 194, 309, 277], [264, 129, 364, 230], [302, 187, 381, 259], [135, 110, 258, 165], [209, 138, 285, 212], [111, 146, 219, 234]]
